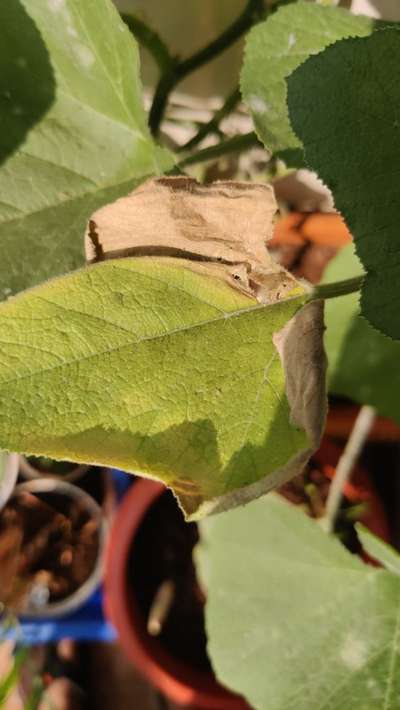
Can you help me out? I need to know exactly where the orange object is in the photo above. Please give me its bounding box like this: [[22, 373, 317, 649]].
[[301, 212, 352, 247], [272, 211, 352, 249], [270, 212, 306, 247]]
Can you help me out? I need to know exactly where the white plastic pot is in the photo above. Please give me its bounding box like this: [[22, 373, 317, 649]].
[[3, 478, 106, 618]]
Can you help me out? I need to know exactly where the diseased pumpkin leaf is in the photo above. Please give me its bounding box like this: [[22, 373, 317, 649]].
[[0, 255, 325, 519], [0, 0, 172, 300], [288, 29, 400, 339]]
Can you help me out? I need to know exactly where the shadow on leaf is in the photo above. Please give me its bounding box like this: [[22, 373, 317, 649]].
[[27, 394, 309, 518], [0, 1, 55, 165]]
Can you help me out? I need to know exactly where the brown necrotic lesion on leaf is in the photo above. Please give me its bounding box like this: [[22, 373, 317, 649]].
[[85, 176, 303, 305]]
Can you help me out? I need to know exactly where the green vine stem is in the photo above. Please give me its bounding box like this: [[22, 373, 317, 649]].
[[310, 274, 364, 301], [149, 0, 266, 136], [121, 13, 174, 73], [179, 87, 241, 152], [177, 131, 260, 168]]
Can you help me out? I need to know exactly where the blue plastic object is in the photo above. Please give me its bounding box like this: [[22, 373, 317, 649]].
[[110, 467, 135, 502], [9, 587, 116, 644], [1, 469, 133, 645]]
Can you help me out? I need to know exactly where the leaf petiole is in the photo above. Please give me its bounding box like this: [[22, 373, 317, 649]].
[[177, 131, 260, 168], [121, 13, 175, 74], [310, 274, 364, 301], [178, 87, 241, 152]]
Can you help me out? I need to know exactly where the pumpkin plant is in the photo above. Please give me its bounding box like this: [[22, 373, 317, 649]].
[[1, 0, 400, 707]]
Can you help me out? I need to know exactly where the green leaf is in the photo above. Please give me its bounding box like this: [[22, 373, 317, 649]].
[[356, 524, 400, 576], [0, 1, 55, 166], [240, 2, 375, 158], [198, 494, 400, 710], [288, 29, 400, 339], [0, 0, 173, 300], [324, 245, 400, 423], [0, 257, 323, 519]]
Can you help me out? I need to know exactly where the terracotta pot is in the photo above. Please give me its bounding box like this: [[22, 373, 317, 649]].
[[104, 478, 249, 709], [325, 404, 400, 443], [19, 455, 90, 483]]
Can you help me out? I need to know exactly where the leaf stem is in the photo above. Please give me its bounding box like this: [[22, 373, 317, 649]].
[[178, 87, 242, 152], [121, 14, 174, 73], [310, 274, 364, 301], [177, 131, 261, 169], [149, 0, 265, 136], [321, 405, 376, 534]]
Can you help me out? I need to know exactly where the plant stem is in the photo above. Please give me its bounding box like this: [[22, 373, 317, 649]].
[[177, 131, 261, 168], [149, 0, 265, 136], [179, 87, 242, 152], [121, 14, 174, 73], [310, 274, 364, 301], [322, 405, 376, 534]]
